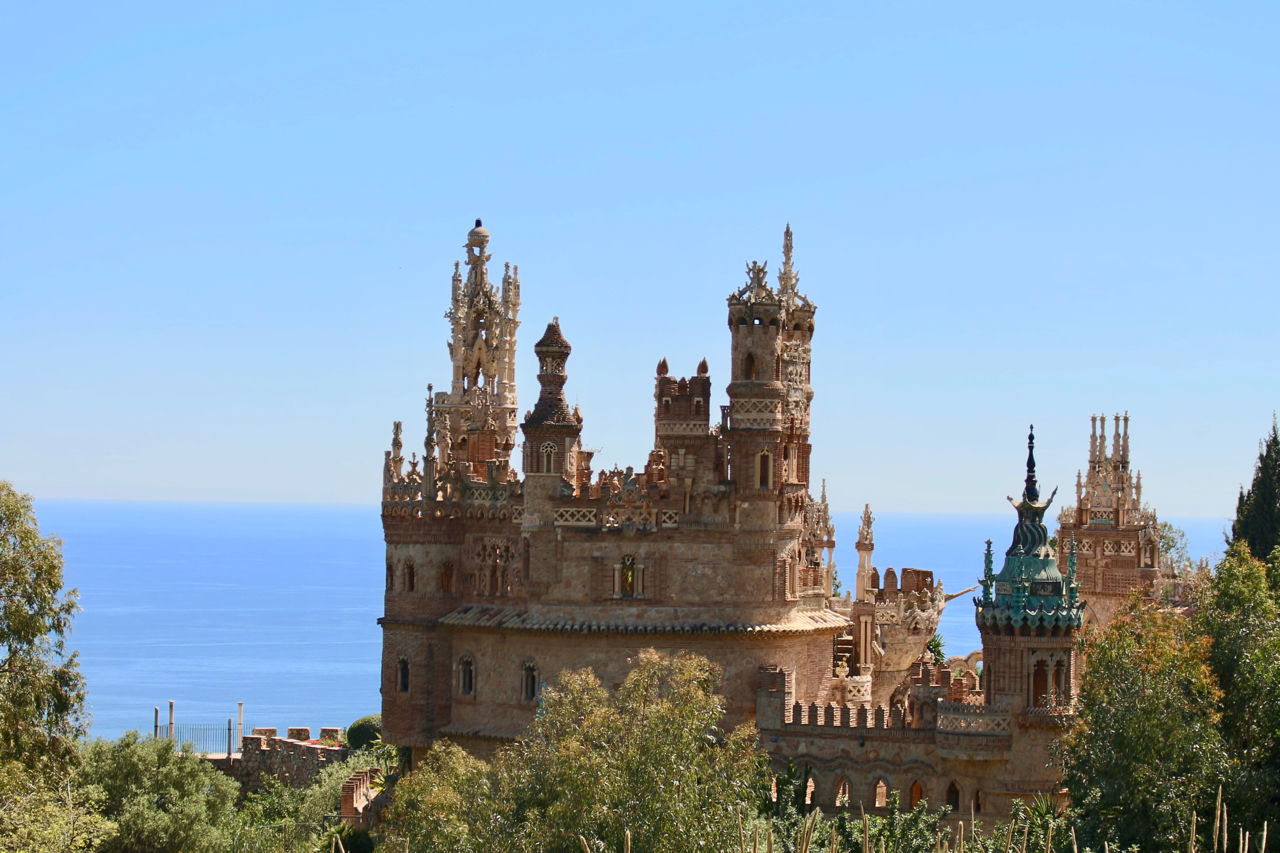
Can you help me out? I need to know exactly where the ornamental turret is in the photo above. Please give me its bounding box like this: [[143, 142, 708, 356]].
[[976, 427, 1083, 713], [432, 219, 521, 481], [521, 318, 587, 490]]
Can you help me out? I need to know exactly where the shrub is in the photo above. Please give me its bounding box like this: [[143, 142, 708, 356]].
[[346, 715, 381, 751]]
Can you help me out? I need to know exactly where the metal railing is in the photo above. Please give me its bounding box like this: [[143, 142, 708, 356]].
[[151, 721, 256, 755]]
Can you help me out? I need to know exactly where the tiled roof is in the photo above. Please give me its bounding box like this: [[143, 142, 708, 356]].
[[433, 604, 852, 636]]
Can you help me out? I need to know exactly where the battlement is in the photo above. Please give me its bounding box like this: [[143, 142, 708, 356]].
[[655, 360, 712, 435], [866, 567, 933, 600], [207, 727, 351, 793]]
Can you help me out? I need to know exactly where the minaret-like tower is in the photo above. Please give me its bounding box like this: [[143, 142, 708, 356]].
[[724, 226, 820, 597], [976, 427, 1083, 714], [520, 318, 585, 495], [434, 219, 521, 480], [1055, 413, 1161, 625]]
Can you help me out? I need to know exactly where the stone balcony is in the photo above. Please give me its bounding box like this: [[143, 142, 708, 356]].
[[935, 700, 1012, 760]]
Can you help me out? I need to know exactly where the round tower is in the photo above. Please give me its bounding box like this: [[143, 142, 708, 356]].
[[975, 427, 1084, 714]]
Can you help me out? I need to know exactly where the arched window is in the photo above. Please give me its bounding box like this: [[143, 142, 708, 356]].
[[744, 352, 756, 380], [541, 442, 556, 474], [385, 560, 393, 591], [662, 398, 672, 415], [946, 782, 961, 811], [973, 790, 983, 814], [909, 780, 924, 808], [874, 779, 888, 808], [459, 656, 475, 696], [521, 662, 537, 702], [693, 398, 703, 414], [1032, 659, 1049, 707], [397, 658, 409, 693], [405, 561, 416, 592], [439, 562, 455, 594], [758, 452, 772, 489], [835, 777, 850, 807], [804, 777, 815, 806]]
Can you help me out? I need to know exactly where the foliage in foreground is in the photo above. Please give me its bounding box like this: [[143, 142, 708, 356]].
[[0, 480, 87, 775], [76, 732, 241, 853], [1058, 596, 1228, 851], [0, 759, 113, 853], [378, 649, 769, 853]]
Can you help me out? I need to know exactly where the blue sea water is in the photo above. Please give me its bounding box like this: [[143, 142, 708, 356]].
[[35, 500, 1229, 739]]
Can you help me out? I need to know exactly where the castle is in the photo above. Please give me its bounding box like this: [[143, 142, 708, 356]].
[[378, 221, 1166, 817]]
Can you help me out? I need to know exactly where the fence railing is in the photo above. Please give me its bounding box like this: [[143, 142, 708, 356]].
[[151, 722, 257, 755]]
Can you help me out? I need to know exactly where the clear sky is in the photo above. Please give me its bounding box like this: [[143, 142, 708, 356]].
[[2, 2, 1277, 518]]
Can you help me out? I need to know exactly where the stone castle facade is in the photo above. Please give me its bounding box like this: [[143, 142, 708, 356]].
[[378, 221, 1165, 816]]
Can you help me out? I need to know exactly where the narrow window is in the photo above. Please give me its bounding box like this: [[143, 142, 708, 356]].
[[439, 562, 454, 594], [910, 780, 924, 808], [406, 562, 416, 592], [620, 555, 636, 598], [835, 778, 850, 807], [663, 398, 672, 415], [397, 659, 409, 693], [973, 790, 983, 814], [946, 782, 961, 811], [758, 452, 771, 489], [459, 657, 475, 696], [541, 441, 556, 474], [385, 560, 393, 591], [521, 663, 537, 701], [874, 779, 888, 808], [744, 352, 756, 380], [804, 777, 815, 806], [1032, 660, 1049, 707]]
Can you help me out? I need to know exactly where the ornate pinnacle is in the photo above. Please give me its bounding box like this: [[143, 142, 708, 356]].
[[857, 502, 874, 547], [392, 421, 403, 458], [1025, 425, 1039, 502], [778, 224, 796, 293]]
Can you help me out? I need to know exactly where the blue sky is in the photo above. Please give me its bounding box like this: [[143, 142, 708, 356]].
[[2, 1, 1277, 518]]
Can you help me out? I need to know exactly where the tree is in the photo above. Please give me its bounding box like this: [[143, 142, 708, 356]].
[[1232, 419, 1280, 568], [378, 649, 770, 853], [0, 759, 113, 853], [1195, 542, 1280, 829], [76, 732, 239, 853], [1057, 596, 1229, 852], [0, 481, 86, 774]]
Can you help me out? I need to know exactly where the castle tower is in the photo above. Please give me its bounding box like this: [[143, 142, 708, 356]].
[[976, 427, 1084, 714], [724, 225, 821, 600], [653, 357, 713, 513], [434, 219, 521, 481], [1056, 413, 1161, 626], [520, 318, 586, 495]]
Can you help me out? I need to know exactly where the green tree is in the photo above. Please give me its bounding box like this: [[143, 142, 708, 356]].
[[1232, 419, 1280, 573], [0, 481, 86, 773], [77, 731, 239, 853], [379, 649, 769, 853], [1195, 542, 1280, 829], [1057, 596, 1229, 852], [0, 759, 113, 852]]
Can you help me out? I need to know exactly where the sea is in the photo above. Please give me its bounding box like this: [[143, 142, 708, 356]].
[[35, 500, 1231, 740]]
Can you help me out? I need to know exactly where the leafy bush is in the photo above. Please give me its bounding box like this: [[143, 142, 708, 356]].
[[77, 731, 239, 853], [346, 714, 382, 751], [378, 649, 769, 853]]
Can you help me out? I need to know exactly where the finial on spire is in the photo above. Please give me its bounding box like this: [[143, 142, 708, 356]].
[[778, 224, 797, 294], [656, 358, 669, 376], [696, 358, 709, 376], [1025, 425, 1039, 502]]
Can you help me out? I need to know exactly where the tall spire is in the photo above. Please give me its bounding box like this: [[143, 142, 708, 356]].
[[1007, 425, 1058, 558], [778, 223, 797, 295], [1024, 425, 1039, 502]]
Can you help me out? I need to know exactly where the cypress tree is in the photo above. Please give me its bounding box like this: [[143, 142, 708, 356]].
[[1232, 418, 1280, 564]]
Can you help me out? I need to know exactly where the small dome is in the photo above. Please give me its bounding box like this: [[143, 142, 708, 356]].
[[467, 218, 489, 247]]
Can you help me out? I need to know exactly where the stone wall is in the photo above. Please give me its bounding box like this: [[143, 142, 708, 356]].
[[207, 727, 351, 792]]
